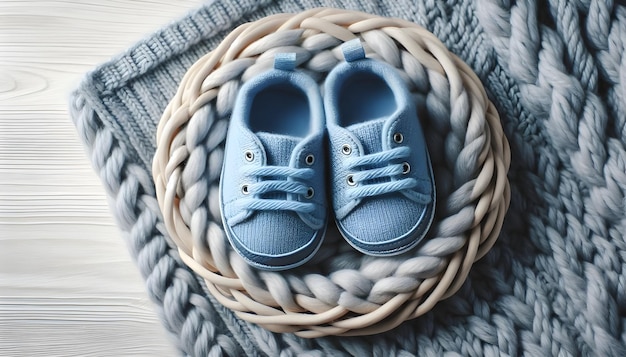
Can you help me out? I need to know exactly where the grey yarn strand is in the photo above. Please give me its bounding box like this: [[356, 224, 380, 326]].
[[70, 94, 256, 357], [477, 0, 626, 355]]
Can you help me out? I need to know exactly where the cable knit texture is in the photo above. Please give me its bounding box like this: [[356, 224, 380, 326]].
[[70, 0, 626, 355]]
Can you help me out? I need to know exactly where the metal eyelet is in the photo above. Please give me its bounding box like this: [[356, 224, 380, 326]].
[[305, 187, 314, 199], [244, 151, 254, 162], [341, 144, 352, 155], [305, 154, 315, 166], [346, 174, 356, 186], [402, 162, 411, 174], [241, 184, 250, 194], [393, 132, 404, 144]]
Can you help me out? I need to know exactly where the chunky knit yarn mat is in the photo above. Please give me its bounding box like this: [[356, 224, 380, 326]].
[[152, 7, 510, 339], [70, 0, 626, 356]]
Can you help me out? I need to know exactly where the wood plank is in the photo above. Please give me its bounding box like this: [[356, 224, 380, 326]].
[[0, 1, 204, 355]]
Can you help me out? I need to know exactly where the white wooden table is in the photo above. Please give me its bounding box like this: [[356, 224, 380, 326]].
[[0, 1, 203, 355]]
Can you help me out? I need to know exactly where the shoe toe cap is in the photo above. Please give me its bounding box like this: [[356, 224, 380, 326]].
[[338, 196, 434, 256], [226, 211, 323, 270]]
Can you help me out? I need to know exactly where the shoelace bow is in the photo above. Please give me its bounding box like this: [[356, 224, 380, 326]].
[[345, 146, 430, 204]]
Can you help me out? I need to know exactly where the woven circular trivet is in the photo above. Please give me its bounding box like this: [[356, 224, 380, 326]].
[[153, 8, 511, 338]]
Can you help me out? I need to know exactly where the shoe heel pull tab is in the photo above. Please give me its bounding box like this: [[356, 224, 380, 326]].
[[341, 38, 366, 62], [274, 53, 297, 71]]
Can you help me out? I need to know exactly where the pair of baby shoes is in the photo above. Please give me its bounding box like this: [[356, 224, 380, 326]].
[[220, 39, 435, 271]]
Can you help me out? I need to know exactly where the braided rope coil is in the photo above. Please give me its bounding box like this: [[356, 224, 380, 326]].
[[152, 8, 511, 338]]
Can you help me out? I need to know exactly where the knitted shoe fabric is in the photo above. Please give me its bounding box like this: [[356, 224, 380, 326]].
[[325, 39, 436, 256], [220, 53, 327, 271], [69, 0, 626, 356]]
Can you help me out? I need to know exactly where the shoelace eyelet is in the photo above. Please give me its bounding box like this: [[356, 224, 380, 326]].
[[341, 144, 352, 155], [305, 154, 315, 165], [305, 187, 314, 199], [402, 162, 411, 174], [244, 151, 254, 162], [393, 133, 404, 144], [241, 184, 250, 194], [347, 174, 356, 186]]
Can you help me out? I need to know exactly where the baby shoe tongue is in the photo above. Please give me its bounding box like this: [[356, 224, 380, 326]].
[[256, 132, 299, 166], [346, 118, 386, 154]]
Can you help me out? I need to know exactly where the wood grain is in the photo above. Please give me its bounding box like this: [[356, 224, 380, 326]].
[[0, 1, 203, 355]]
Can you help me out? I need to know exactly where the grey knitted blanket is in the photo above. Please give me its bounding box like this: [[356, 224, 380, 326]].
[[69, 0, 626, 355]]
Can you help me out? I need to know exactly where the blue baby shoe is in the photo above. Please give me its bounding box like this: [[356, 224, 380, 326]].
[[220, 53, 327, 271], [324, 39, 435, 256]]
